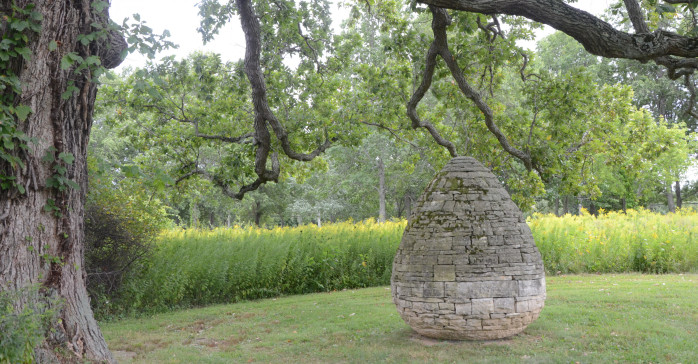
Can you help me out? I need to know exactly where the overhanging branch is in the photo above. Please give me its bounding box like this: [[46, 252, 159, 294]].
[[420, 0, 698, 62], [234, 0, 332, 199]]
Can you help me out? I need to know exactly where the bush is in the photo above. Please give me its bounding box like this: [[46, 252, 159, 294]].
[[0, 286, 60, 364], [84, 182, 170, 320]]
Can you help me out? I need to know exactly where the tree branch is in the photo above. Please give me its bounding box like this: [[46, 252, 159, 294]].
[[236, 0, 332, 200], [420, 0, 698, 62], [416, 6, 534, 169], [683, 74, 698, 119], [406, 28, 459, 157], [662, 0, 698, 4], [359, 120, 426, 151], [623, 0, 650, 34]]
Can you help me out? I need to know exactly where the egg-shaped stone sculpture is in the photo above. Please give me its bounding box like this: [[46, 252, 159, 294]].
[[391, 156, 546, 340]]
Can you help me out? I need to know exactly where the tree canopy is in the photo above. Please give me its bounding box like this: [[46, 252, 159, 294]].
[[97, 0, 698, 222]]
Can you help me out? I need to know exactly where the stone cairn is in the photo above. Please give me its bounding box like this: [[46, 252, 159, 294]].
[[391, 156, 546, 340]]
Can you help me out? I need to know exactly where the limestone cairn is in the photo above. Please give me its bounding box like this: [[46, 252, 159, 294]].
[[391, 156, 546, 340]]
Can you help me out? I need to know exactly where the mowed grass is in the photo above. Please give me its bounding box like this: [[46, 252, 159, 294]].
[[102, 274, 698, 363]]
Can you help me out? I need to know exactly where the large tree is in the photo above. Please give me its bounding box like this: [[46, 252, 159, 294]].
[[0, 0, 127, 362]]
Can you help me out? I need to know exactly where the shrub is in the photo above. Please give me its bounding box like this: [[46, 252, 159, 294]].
[[84, 182, 170, 320], [0, 286, 60, 364]]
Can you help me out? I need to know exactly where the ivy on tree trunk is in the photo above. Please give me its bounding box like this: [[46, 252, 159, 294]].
[[0, 0, 125, 362]]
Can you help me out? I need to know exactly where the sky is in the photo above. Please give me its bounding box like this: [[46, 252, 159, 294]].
[[109, 0, 613, 71]]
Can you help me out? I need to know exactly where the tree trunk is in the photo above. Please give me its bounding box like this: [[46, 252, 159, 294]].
[[377, 157, 386, 223], [621, 197, 627, 214], [253, 200, 262, 226], [563, 195, 569, 215], [554, 195, 560, 217], [405, 194, 412, 222], [667, 183, 676, 213], [316, 212, 321, 227], [675, 181, 682, 209], [589, 201, 597, 217], [0, 1, 125, 362], [190, 201, 199, 228]]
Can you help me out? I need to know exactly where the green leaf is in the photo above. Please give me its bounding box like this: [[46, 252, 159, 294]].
[[78, 35, 91, 46], [60, 56, 74, 70], [16, 47, 31, 61], [656, 3, 676, 14], [54, 165, 67, 175], [10, 20, 29, 32], [49, 40, 58, 51], [15, 105, 32, 121], [64, 179, 80, 190], [92, 0, 108, 12], [68, 52, 84, 62], [42, 151, 55, 163], [122, 165, 142, 178], [85, 55, 101, 66], [61, 85, 79, 100], [58, 152, 75, 165]]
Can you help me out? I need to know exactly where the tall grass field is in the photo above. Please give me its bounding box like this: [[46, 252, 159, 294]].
[[108, 209, 698, 318], [112, 220, 404, 317], [531, 208, 698, 274]]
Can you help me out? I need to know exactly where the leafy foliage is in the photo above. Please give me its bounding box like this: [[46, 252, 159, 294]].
[[0, 2, 41, 195], [0, 286, 61, 364], [85, 159, 171, 320], [90, 1, 698, 226]]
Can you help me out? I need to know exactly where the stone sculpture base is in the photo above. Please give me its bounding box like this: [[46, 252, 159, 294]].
[[391, 157, 546, 340]]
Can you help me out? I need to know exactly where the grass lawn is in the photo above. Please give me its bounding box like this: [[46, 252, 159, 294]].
[[102, 274, 698, 363]]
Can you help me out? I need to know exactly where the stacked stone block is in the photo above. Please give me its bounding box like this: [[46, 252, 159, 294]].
[[391, 156, 546, 340]]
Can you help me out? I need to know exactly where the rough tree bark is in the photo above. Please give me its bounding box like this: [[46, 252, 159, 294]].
[[0, 1, 125, 362], [377, 156, 386, 223], [667, 183, 676, 213]]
